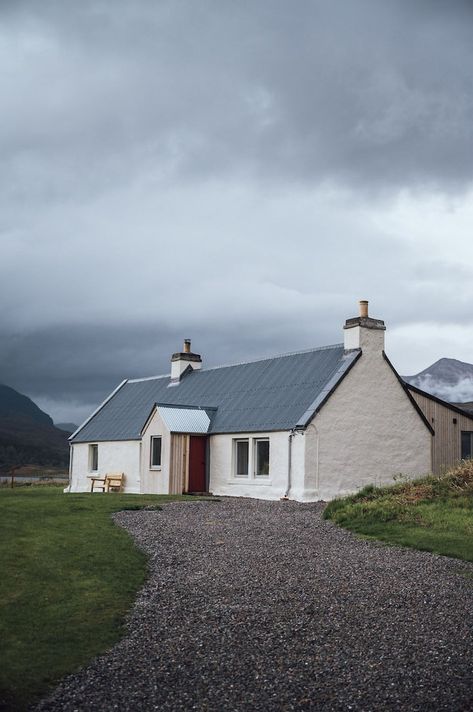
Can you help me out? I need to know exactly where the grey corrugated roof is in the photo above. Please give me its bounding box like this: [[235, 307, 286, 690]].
[[157, 405, 213, 433], [71, 344, 359, 442]]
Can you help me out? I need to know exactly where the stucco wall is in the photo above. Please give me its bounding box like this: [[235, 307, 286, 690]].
[[70, 440, 142, 493], [309, 350, 432, 500], [210, 431, 292, 500], [141, 410, 172, 494], [285, 431, 308, 501]]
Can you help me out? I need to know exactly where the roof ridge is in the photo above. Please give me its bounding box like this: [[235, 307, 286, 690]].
[[125, 343, 344, 383], [200, 343, 344, 373]]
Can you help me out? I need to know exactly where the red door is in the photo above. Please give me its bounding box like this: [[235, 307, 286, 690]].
[[188, 436, 207, 493]]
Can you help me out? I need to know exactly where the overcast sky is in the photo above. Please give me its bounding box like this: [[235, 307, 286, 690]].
[[1, 0, 473, 423]]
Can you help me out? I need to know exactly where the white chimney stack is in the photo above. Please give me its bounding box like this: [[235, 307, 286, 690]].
[[170, 339, 202, 381], [343, 300, 386, 352]]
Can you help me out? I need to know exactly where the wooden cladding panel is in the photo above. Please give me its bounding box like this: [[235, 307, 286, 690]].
[[169, 434, 189, 494], [409, 390, 473, 474]]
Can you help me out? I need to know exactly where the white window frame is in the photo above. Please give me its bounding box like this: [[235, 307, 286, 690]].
[[231, 436, 271, 482], [254, 438, 270, 478], [150, 436, 162, 469], [88, 444, 98, 473], [233, 439, 250, 477]]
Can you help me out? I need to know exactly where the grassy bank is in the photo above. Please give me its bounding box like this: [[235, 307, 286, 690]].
[[0, 487, 206, 711], [324, 461, 473, 563]]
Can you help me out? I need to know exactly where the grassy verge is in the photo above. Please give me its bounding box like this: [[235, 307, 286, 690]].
[[0, 486, 209, 711], [324, 460, 473, 563]]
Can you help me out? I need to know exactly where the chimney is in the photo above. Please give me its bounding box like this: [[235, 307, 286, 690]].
[[343, 300, 386, 352], [359, 300, 369, 318], [170, 339, 202, 381]]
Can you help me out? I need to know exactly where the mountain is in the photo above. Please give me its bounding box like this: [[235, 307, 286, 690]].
[[452, 402, 473, 414], [0, 384, 54, 426], [403, 358, 473, 404], [55, 422, 79, 433], [0, 384, 70, 471]]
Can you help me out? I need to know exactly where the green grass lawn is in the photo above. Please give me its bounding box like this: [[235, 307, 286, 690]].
[[324, 461, 473, 563], [0, 486, 206, 711]]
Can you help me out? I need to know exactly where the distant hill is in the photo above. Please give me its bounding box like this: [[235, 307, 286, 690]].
[[403, 358, 473, 405], [452, 401, 473, 414], [0, 384, 54, 426], [55, 422, 78, 433], [0, 384, 70, 471]]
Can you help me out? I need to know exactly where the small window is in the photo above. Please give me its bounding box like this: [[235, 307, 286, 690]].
[[235, 439, 249, 476], [150, 436, 162, 468], [461, 431, 473, 460], [254, 439, 270, 476], [89, 444, 98, 472]]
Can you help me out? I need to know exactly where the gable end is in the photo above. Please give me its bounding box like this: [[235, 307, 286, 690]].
[[382, 353, 434, 435], [296, 349, 362, 428]]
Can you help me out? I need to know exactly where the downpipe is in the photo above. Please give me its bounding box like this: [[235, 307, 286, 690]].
[[282, 428, 303, 500]]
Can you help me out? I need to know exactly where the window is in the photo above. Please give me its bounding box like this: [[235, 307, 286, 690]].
[[461, 431, 473, 460], [232, 436, 271, 480], [150, 436, 162, 468], [235, 439, 249, 476], [89, 444, 98, 472], [254, 439, 270, 476]]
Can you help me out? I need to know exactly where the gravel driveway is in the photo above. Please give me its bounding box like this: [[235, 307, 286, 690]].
[[37, 499, 473, 711]]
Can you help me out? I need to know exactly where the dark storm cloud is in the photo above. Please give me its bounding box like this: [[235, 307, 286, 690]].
[[1, 0, 472, 202], [0, 314, 340, 423], [1, 0, 473, 419]]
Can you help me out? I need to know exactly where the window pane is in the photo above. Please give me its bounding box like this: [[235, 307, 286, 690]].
[[236, 440, 249, 475], [255, 440, 270, 476], [151, 437, 162, 467], [90, 444, 98, 472], [461, 431, 473, 460]]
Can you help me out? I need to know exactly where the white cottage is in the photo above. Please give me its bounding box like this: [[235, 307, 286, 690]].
[[68, 301, 473, 500]]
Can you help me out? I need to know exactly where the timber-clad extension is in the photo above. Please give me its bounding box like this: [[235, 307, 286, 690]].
[[169, 433, 188, 494], [408, 385, 473, 474]]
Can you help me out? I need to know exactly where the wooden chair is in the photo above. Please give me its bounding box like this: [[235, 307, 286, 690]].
[[105, 472, 124, 492], [89, 475, 107, 492]]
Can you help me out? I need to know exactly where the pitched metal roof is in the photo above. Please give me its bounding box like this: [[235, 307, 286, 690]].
[[71, 344, 360, 442], [156, 405, 214, 434]]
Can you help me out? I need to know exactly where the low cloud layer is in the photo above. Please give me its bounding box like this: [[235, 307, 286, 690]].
[[1, 1, 473, 421], [406, 376, 473, 404]]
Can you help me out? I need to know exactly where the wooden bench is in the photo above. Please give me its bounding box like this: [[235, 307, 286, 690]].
[[89, 472, 124, 493]]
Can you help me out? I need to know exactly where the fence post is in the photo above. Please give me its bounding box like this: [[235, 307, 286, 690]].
[[9, 466, 22, 488]]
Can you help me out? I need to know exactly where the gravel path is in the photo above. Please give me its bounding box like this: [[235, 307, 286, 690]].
[[36, 499, 473, 711]]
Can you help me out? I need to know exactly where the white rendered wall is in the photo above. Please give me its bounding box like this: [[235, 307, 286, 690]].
[[140, 410, 172, 494], [69, 440, 142, 493], [210, 431, 292, 500], [285, 431, 308, 501], [308, 346, 432, 501]]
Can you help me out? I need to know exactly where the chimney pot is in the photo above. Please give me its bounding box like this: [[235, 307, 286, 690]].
[[359, 300, 369, 318], [183, 339, 191, 353]]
